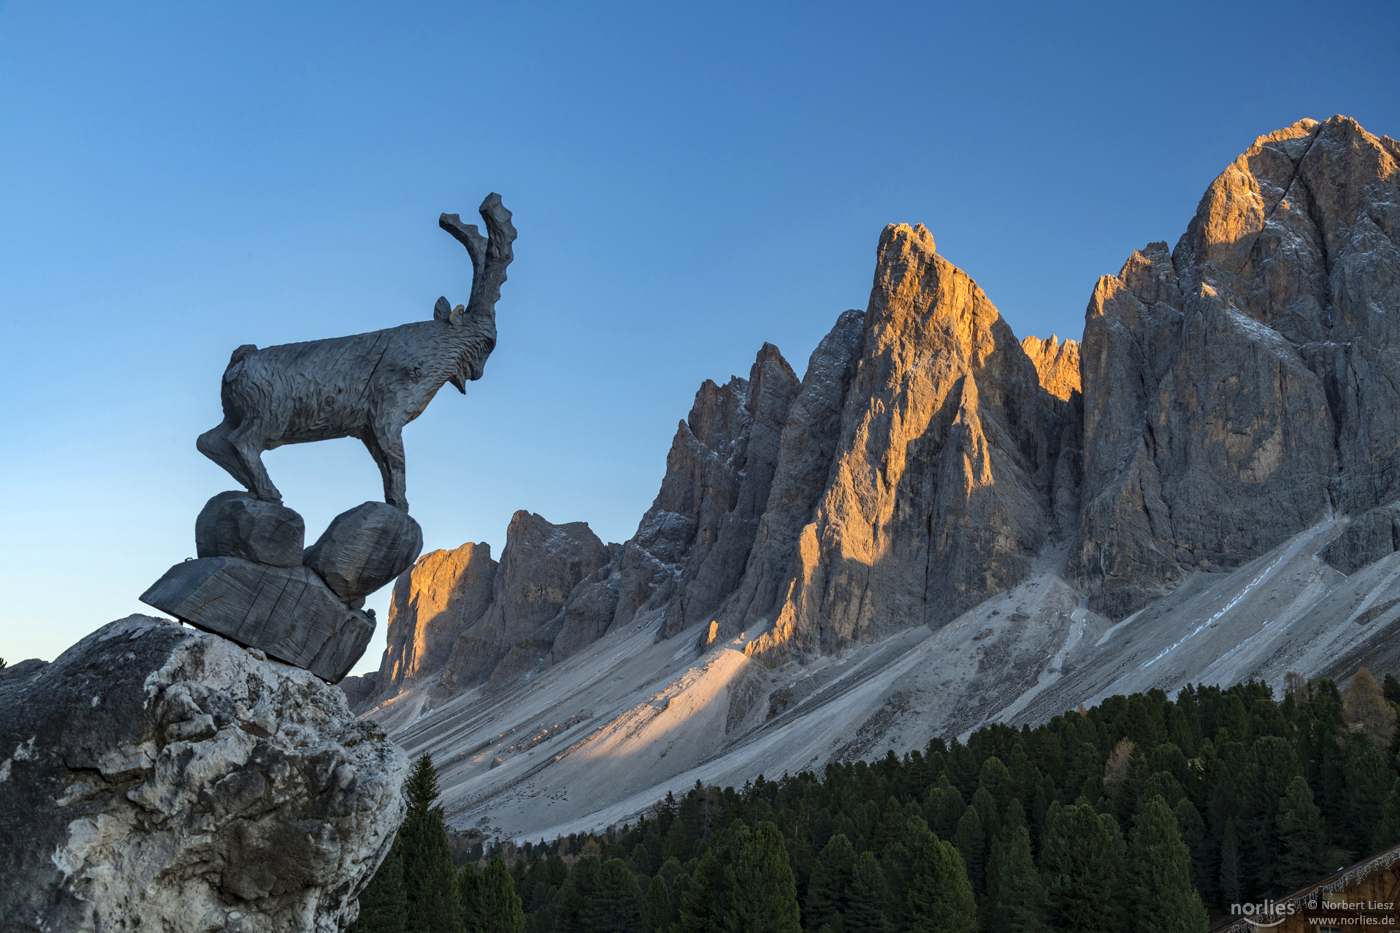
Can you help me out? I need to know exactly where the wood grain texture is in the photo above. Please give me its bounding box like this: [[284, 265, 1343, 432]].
[[140, 557, 374, 682], [196, 194, 516, 512]]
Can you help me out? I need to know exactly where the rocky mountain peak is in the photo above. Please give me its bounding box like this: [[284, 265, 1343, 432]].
[[1072, 113, 1400, 618], [1020, 334, 1081, 400], [744, 220, 1074, 663]]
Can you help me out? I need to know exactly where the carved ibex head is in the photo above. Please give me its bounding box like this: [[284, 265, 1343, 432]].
[[435, 193, 517, 392]]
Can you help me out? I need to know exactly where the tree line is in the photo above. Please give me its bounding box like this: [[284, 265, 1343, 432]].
[[351, 668, 1400, 933]]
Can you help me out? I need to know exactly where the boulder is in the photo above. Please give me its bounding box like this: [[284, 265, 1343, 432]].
[[195, 491, 306, 567], [140, 557, 374, 682], [305, 502, 424, 603], [0, 615, 408, 933]]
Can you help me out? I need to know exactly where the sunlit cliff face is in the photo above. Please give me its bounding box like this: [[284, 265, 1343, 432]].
[[1020, 334, 1081, 401]]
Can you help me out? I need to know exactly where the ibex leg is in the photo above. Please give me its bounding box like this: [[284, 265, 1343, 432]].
[[197, 419, 258, 491], [362, 423, 409, 512], [227, 422, 283, 504]]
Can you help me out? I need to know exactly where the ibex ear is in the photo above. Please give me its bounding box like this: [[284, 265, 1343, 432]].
[[448, 304, 466, 326], [434, 296, 452, 322]]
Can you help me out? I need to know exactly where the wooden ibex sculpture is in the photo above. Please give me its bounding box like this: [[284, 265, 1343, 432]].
[[197, 193, 516, 512]]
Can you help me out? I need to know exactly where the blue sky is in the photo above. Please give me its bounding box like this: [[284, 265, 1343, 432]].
[[2, 1, 1397, 671]]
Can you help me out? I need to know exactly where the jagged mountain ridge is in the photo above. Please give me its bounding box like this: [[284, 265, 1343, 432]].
[[349, 224, 1083, 705], [343, 114, 1400, 841]]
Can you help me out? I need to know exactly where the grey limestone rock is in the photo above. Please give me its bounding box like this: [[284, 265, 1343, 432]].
[[141, 557, 374, 682], [376, 542, 497, 700], [0, 614, 408, 933], [196, 194, 515, 512], [1072, 116, 1400, 617], [338, 670, 382, 711], [1020, 334, 1081, 402], [607, 343, 802, 641], [439, 511, 610, 692], [664, 344, 802, 637], [713, 309, 866, 643], [196, 491, 305, 566], [305, 501, 424, 603], [1325, 504, 1400, 574], [746, 223, 1070, 663]]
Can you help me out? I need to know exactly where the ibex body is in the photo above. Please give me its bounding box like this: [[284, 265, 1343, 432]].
[[197, 194, 515, 512]]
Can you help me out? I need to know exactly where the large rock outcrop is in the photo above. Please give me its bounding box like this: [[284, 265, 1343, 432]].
[[353, 345, 810, 701], [1072, 115, 1400, 617], [1020, 335, 1081, 401], [440, 512, 613, 692], [380, 542, 498, 696], [713, 309, 868, 642], [745, 224, 1072, 661], [0, 615, 408, 933]]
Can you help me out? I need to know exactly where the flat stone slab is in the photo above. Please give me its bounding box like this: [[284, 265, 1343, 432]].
[[140, 557, 373, 682]]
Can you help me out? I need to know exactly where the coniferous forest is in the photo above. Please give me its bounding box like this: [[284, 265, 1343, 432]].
[[351, 669, 1400, 933]]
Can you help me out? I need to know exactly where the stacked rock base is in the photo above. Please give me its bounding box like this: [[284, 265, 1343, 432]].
[[142, 493, 422, 683]]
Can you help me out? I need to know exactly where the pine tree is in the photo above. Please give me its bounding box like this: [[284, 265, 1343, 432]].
[[844, 851, 892, 933], [580, 858, 643, 933], [977, 757, 1015, 816], [1098, 813, 1130, 933], [1040, 802, 1119, 933], [1219, 818, 1243, 909], [993, 825, 1046, 933], [460, 862, 481, 933], [1171, 798, 1208, 893], [401, 753, 465, 933], [1126, 796, 1208, 933], [474, 857, 525, 933], [1377, 774, 1400, 852], [643, 875, 673, 933], [925, 779, 966, 840], [880, 817, 933, 933], [970, 785, 1000, 842], [727, 822, 801, 933], [1275, 776, 1328, 892], [1345, 736, 1394, 855], [905, 837, 976, 933], [950, 806, 986, 894], [1239, 736, 1300, 894], [558, 857, 601, 933], [804, 833, 855, 931], [677, 848, 726, 933], [351, 836, 408, 933]]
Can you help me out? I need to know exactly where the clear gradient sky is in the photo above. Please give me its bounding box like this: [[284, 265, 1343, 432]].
[[2, 1, 1398, 672]]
